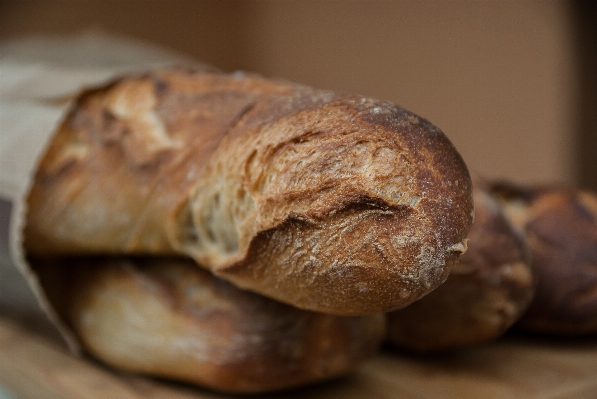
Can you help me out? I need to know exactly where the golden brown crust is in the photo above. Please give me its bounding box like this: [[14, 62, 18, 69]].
[[386, 178, 534, 352], [33, 257, 385, 394], [491, 183, 597, 335], [24, 69, 473, 315]]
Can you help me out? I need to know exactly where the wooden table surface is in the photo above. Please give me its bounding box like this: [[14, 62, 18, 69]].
[[1, 312, 597, 399]]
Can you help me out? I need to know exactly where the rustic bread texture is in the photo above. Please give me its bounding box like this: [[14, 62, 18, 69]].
[[491, 183, 597, 335], [386, 178, 534, 353], [32, 257, 384, 393], [24, 69, 473, 315]]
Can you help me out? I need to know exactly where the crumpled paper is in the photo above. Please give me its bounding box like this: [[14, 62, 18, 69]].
[[0, 31, 202, 350]]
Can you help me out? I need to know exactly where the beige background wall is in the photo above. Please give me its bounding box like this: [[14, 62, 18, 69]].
[[0, 0, 579, 185]]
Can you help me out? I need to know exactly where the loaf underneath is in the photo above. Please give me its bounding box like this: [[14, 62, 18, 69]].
[[33, 256, 385, 393], [24, 69, 473, 315]]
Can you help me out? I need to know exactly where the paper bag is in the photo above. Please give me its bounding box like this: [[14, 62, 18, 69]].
[[0, 31, 201, 350]]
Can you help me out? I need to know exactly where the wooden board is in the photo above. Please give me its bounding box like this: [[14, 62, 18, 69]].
[[1, 313, 596, 399]]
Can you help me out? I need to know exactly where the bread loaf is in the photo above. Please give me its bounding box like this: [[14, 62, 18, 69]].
[[491, 183, 597, 335], [32, 257, 384, 393], [386, 178, 534, 352], [24, 69, 473, 315]]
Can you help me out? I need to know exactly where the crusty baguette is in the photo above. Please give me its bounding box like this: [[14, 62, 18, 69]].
[[491, 183, 597, 335], [32, 257, 384, 393], [24, 69, 473, 315], [386, 177, 534, 353]]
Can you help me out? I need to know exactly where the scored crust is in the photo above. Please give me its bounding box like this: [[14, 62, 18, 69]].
[[24, 69, 473, 315], [386, 178, 534, 352]]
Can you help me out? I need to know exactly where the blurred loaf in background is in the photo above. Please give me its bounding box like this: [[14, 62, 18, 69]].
[[491, 183, 597, 335]]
